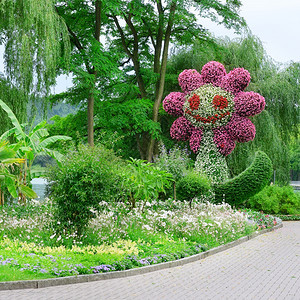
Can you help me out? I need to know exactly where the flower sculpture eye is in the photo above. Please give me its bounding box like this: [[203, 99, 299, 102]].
[[163, 61, 266, 183]]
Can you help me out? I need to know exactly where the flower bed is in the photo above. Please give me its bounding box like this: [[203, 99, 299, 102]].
[[0, 200, 281, 281]]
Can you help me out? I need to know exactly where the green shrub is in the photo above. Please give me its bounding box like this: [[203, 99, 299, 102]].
[[47, 144, 125, 235], [246, 185, 300, 215], [122, 158, 173, 209], [176, 171, 211, 202], [214, 151, 272, 206]]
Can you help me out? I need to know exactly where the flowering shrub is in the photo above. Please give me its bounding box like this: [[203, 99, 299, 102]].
[[163, 61, 266, 183]]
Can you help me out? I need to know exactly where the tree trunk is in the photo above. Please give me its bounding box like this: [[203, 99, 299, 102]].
[[87, 91, 95, 147], [146, 2, 177, 162]]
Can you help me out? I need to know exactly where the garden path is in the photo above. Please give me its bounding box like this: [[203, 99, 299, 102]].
[[1, 221, 300, 300]]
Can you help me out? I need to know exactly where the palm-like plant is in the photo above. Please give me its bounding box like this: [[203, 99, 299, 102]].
[[0, 99, 72, 203], [0, 141, 37, 204]]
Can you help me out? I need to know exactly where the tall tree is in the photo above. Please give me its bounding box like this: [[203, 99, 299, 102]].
[[107, 0, 246, 160], [55, 0, 119, 147], [0, 0, 70, 94]]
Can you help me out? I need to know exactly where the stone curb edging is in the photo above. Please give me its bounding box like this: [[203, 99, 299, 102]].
[[0, 223, 283, 291]]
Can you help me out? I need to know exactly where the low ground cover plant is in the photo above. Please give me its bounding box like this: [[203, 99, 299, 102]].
[[0, 199, 279, 281]]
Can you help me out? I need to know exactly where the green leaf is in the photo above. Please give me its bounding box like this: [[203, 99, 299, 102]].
[[5, 176, 18, 198], [18, 184, 37, 199], [0, 99, 26, 140], [39, 135, 72, 148]]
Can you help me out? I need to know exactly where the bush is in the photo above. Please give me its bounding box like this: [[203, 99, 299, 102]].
[[214, 151, 272, 206], [47, 144, 125, 235], [246, 185, 300, 215], [176, 171, 211, 202]]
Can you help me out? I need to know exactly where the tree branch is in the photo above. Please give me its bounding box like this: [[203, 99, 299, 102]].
[[110, 15, 133, 59], [95, 0, 102, 42]]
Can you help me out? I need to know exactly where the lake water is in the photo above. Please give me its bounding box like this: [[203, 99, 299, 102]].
[[31, 178, 48, 200]]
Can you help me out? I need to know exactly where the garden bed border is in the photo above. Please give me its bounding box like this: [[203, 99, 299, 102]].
[[0, 223, 283, 290]]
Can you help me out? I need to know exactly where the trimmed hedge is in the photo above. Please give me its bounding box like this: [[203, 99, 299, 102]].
[[213, 151, 272, 206], [177, 171, 211, 201]]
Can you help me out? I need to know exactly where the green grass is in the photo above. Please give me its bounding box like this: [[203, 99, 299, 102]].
[[0, 265, 55, 281]]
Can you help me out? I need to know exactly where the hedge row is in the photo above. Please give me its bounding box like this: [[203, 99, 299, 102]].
[[213, 151, 273, 206]]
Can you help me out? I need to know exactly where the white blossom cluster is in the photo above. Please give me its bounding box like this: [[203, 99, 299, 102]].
[[195, 130, 229, 184]]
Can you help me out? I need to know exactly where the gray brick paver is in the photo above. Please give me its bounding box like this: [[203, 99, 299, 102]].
[[1, 222, 300, 300]]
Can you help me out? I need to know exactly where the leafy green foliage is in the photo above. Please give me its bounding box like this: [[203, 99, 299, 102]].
[[122, 158, 173, 209], [0, 76, 28, 135], [214, 151, 273, 206], [0, 99, 71, 202], [0, 0, 70, 94], [0, 141, 37, 202], [154, 144, 192, 182], [246, 185, 300, 215], [176, 171, 211, 202], [47, 144, 125, 234]]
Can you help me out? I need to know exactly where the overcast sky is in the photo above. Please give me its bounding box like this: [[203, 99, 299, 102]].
[[0, 0, 299, 93], [200, 0, 300, 64]]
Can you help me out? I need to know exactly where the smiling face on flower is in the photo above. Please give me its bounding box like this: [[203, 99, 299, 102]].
[[183, 84, 234, 128], [163, 61, 266, 156]]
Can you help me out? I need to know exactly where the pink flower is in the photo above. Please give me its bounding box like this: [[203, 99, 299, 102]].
[[178, 69, 202, 93], [189, 128, 203, 153], [170, 116, 193, 141], [163, 92, 186, 116], [201, 61, 226, 86], [163, 61, 265, 156]]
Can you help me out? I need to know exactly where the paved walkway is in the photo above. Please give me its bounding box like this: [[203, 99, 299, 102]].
[[1, 222, 300, 300]]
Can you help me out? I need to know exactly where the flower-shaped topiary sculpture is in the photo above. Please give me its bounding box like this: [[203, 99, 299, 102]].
[[163, 61, 266, 183]]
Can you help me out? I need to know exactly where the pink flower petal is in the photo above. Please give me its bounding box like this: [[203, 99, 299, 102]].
[[221, 68, 251, 94], [213, 127, 236, 156], [189, 128, 203, 153], [201, 61, 226, 86], [170, 116, 193, 141], [234, 91, 266, 117], [163, 92, 186, 116], [178, 69, 202, 93], [226, 114, 256, 142]]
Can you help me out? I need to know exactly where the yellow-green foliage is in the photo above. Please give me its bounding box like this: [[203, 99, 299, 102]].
[[0, 238, 139, 257]]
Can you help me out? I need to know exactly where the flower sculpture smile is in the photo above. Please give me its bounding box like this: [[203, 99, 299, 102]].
[[163, 61, 266, 182]]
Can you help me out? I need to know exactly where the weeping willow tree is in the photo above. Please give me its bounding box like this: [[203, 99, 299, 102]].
[[0, 0, 70, 133], [0, 74, 27, 133], [165, 34, 299, 185]]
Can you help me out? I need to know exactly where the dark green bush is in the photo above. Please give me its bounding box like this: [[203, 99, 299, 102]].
[[214, 151, 272, 206], [176, 171, 211, 202], [246, 185, 300, 215], [47, 144, 125, 235]]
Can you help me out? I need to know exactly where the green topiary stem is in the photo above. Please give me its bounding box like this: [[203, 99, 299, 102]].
[[195, 129, 229, 184]]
